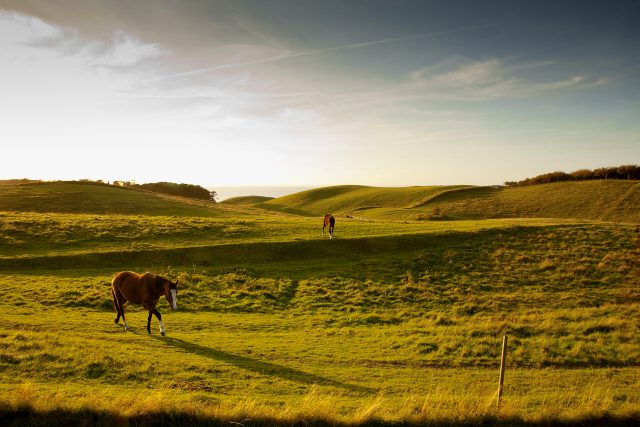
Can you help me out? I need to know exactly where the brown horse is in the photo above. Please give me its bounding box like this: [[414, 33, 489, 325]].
[[111, 271, 178, 336], [322, 213, 335, 239]]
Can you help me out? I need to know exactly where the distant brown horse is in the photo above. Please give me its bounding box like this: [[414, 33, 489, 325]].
[[322, 213, 335, 239], [111, 271, 178, 336]]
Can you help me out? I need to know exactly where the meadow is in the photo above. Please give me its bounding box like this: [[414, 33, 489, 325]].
[[0, 181, 639, 426]]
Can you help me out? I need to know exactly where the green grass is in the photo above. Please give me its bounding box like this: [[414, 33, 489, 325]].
[[2, 223, 638, 366], [0, 181, 639, 425], [262, 181, 640, 223], [415, 180, 640, 223], [4, 180, 638, 223], [222, 195, 275, 205], [0, 181, 246, 217], [1, 210, 583, 261], [1, 308, 639, 424], [261, 185, 473, 216], [1, 222, 639, 424]]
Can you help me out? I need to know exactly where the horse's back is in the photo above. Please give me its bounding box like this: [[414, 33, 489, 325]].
[[112, 271, 139, 287], [112, 271, 154, 303]]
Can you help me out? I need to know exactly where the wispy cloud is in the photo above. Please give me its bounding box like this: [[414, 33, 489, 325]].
[[245, 57, 600, 123], [0, 9, 175, 121], [409, 57, 596, 100], [234, 16, 275, 45], [154, 24, 496, 81], [91, 31, 167, 67]]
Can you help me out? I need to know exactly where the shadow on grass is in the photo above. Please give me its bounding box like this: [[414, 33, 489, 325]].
[[155, 336, 375, 394], [2, 404, 639, 427]]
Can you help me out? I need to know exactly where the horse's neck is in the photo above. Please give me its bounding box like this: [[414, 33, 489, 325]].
[[153, 276, 165, 296]]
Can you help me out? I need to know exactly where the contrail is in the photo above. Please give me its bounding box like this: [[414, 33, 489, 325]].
[[154, 24, 496, 81]]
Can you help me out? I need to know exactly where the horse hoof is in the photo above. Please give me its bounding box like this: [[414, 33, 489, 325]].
[[161, 331, 166, 336], [114, 319, 118, 324], [147, 330, 151, 335]]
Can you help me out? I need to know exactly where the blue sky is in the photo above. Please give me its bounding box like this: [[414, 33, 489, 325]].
[[1, 0, 638, 186]]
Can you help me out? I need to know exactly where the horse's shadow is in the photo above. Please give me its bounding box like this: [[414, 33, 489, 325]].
[[154, 336, 375, 395]]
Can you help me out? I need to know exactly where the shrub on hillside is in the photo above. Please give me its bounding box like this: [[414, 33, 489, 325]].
[[114, 181, 217, 202], [137, 182, 215, 201]]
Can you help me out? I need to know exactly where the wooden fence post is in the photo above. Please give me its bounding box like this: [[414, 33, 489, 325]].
[[497, 335, 508, 408]]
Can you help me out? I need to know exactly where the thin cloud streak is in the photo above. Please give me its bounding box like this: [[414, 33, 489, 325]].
[[154, 24, 496, 81]]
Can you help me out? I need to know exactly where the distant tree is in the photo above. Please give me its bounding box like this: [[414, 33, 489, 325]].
[[508, 165, 639, 187], [570, 169, 592, 181], [136, 182, 214, 201], [209, 190, 218, 202], [592, 167, 610, 180], [522, 171, 570, 185], [617, 164, 640, 180]]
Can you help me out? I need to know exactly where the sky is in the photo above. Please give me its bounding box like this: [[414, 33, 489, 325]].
[[1, 0, 639, 187]]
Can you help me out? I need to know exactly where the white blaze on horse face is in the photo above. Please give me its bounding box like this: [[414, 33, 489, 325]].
[[170, 289, 177, 309]]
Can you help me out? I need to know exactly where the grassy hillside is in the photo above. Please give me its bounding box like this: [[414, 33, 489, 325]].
[[222, 195, 274, 205], [5, 180, 637, 223], [417, 180, 640, 222], [0, 210, 574, 263], [1, 179, 639, 425], [263, 181, 640, 223], [0, 221, 638, 424], [262, 185, 472, 216], [0, 181, 253, 217]]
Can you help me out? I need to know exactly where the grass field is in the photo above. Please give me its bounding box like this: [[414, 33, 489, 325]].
[[1, 181, 639, 425], [260, 180, 640, 223], [223, 195, 275, 205]]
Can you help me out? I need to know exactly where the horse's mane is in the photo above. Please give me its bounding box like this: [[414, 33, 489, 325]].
[[155, 275, 176, 290], [151, 274, 165, 292]]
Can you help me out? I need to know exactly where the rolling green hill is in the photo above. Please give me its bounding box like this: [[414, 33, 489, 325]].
[[0, 181, 252, 217], [261, 185, 472, 216], [262, 181, 640, 223], [1, 179, 639, 424], [222, 195, 274, 205], [5, 180, 637, 223], [414, 180, 640, 223]]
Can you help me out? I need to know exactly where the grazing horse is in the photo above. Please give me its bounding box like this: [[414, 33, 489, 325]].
[[322, 213, 335, 239], [111, 271, 178, 336]]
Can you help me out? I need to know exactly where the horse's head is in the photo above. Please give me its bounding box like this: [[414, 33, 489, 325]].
[[164, 278, 178, 310]]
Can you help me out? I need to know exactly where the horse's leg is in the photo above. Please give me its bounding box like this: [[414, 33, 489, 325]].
[[115, 290, 129, 331], [147, 311, 153, 335], [143, 302, 165, 336], [111, 288, 121, 324], [151, 308, 166, 336], [121, 308, 129, 331]]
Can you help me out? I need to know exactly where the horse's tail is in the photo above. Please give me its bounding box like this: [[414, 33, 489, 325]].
[[111, 273, 123, 314]]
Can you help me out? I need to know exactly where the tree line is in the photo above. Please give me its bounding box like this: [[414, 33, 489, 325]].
[[504, 165, 640, 187], [114, 181, 217, 202]]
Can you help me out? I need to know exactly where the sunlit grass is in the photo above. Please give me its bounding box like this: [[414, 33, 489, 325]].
[[0, 180, 639, 424], [261, 180, 640, 223], [1, 307, 639, 424], [0, 210, 585, 258]]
